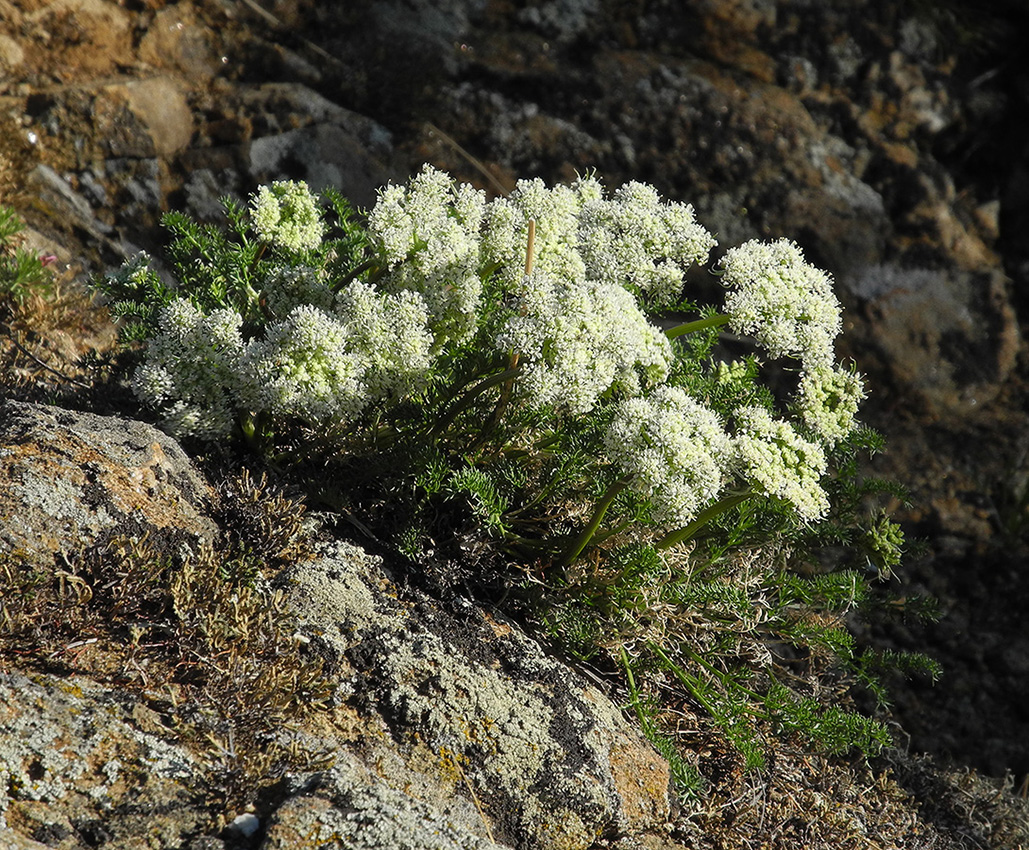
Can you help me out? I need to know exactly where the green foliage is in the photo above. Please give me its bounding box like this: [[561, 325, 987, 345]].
[[0, 205, 56, 308], [91, 169, 937, 792]]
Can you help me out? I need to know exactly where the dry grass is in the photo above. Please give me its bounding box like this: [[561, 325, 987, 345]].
[[0, 472, 334, 806]]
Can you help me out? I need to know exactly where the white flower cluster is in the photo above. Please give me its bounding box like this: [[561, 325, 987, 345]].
[[332, 281, 434, 402], [577, 180, 717, 305], [497, 271, 671, 415], [133, 299, 244, 439], [259, 265, 335, 317], [719, 238, 865, 446], [605, 386, 732, 527], [250, 181, 325, 253], [731, 406, 829, 521], [482, 174, 715, 304], [132, 170, 864, 537], [367, 166, 486, 341], [483, 177, 593, 292], [136, 284, 433, 438], [721, 238, 842, 368], [240, 304, 367, 424], [796, 364, 866, 446]]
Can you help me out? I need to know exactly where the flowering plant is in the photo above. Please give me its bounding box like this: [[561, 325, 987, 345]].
[[96, 167, 933, 779]]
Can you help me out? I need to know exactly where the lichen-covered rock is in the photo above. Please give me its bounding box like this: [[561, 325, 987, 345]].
[[281, 541, 673, 850], [0, 408, 679, 850], [260, 753, 508, 850], [0, 671, 212, 850], [0, 400, 218, 566]]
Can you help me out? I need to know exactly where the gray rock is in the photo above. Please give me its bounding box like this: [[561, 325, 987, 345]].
[[0, 400, 218, 566], [261, 754, 509, 850], [92, 78, 194, 158], [842, 264, 1020, 414], [0, 408, 678, 850], [241, 83, 396, 207], [282, 540, 674, 850], [0, 671, 211, 850]]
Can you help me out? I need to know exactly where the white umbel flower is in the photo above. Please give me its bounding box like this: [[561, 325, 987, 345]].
[[796, 364, 866, 446], [483, 177, 591, 295], [240, 304, 367, 426], [250, 181, 325, 252], [240, 285, 434, 428], [260, 265, 335, 317], [732, 405, 829, 521], [367, 165, 486, 342], [333, 281, 434, 403], [133, 298, 244, 439], [498, 272, 671, 415], [605, 386, 732, 528], [578, 180, 716, 306], [721, 238, 842, 368]]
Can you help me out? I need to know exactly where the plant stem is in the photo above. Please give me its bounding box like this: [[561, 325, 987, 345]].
[[433, 366, 522, 437], [559, 479, 629, 566], [647, 642, 722, 719], [331, 257, 380, 292], [655, 492, 752, 551], [664, 313, 730, 340]]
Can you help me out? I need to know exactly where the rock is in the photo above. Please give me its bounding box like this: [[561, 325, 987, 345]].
[[18, 0, 133, 77], [0, 671, 212, 850], [842, 264, 1020, 415], [282, 540, 673, 849], [261, 756, 509, 850], [93, 78, 194, 159], [224, 812, 260, 839], [241, 83, 397, 208], [137, 3, 221, 81], [0, 400, 218, 567], [0, 33, 24, 70], [0, 406, 678, 850]]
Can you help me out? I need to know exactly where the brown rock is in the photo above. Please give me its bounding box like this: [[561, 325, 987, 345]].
[[93, 78, 194, 159], [138, 3, 220, 81], [19, 0, 133, 78]]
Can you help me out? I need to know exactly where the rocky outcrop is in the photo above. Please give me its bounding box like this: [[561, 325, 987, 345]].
[[283, 541, 672, 849], [0, 399, 217, 567], [0, 402, 675, 850]]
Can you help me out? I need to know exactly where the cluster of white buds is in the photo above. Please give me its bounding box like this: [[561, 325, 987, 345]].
[[367, 166, 486, 342], [250, 181, 325, 253], [731, 405, 830, 521], [605, 386, 732, 527], [719, 237, 865, 452], [498, 271, 671, 415], [133, 299, 244, 439]]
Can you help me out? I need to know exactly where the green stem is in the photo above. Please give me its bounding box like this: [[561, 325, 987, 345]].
[[647, 642, 721, 719], [649, 641, 766, 718], [432, 366, 522, 437], [620, 645, 644, 716], [655, 492, 752, 551], [331, 257, 380, 292], [559, 479, 629, 566], [664, 313, 730, 340]]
